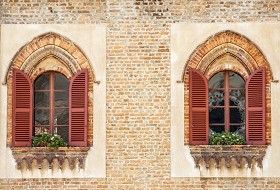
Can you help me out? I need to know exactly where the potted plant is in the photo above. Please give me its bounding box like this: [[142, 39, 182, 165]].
[[209, 132, 245, 145], [32, 133, 67, 149]]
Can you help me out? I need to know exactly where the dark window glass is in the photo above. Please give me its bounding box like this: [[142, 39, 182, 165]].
[[55, 73, 69, 90], [209, 71, 224, 88], [209, 71, 245, 135], [33, 72, 69, 143], [55, 92, 69, 107], [34, 92, 49, 108], [34, 109, 50, 125], [34, 74, 50, 90]]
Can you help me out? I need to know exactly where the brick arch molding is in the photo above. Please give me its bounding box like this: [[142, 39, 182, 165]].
[[182, 30, 273, 81], [4, 32, 95, 84]]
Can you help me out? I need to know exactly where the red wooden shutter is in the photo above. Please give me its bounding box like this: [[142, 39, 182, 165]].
[[246, 67, 266, 145], [69, 69, 88, 146], [189, 69, 209, 145], [12, 69, 32, 147]]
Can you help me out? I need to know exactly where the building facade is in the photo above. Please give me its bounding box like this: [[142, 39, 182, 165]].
[[1, 0, 280, 189]]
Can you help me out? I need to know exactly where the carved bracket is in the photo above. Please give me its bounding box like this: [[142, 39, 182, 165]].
[[11, 147, 90, 170], [189, 145, 267, 169]]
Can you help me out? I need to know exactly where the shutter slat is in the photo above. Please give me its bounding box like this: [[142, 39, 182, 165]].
[[189, 69, 209, 145], [246, 67, 266, 145], [69, 69, 88, 147], [12, 69, 32, 147]]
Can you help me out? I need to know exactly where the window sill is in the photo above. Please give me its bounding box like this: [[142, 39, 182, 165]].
[[189, 145, 267, 169], [11, 147, 90, 170]]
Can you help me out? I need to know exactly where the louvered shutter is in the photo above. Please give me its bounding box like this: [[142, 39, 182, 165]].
[[246, 67, 266, 145], [189, 69, 209, 145], [12, 69, 32, 146], [69, 69, 88, 146]]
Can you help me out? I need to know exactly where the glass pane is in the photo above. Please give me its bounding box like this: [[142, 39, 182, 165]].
[[210, 125, 225, 133], [209, 108, 224, 124], [34, 109, 49, 125], [209, 72, 224, 88], [54, 108, 69, 125], [34, 92, 49, 108], [229, 72, 245, 88], [229, 89, 245, 106], [230, 108, 245, 123], [209, 90, 224, 106], [55, 92, 69, 107], [230, 125, 245, 139], [55, 73, 69, 90], [34, 73, 50, 90], [56, 126, 69, 143], [34, 126, 50, 136]]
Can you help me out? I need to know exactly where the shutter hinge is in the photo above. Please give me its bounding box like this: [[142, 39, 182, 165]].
[[94, 80, 100, 85]]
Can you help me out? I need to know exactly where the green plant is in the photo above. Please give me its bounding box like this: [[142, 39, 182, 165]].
[[32, 133, 67, 149], [209, 132, 245, 145]]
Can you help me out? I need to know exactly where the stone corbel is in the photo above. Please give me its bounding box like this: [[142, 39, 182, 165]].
[[189, 145, 267, 169], [11, 147, 89, 170]]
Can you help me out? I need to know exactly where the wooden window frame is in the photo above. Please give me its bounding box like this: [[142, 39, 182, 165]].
[[189, 68, 266, 145], [12, 69, 88, 147], [209, 71, 245, 133], [34, 72, 69, 138]]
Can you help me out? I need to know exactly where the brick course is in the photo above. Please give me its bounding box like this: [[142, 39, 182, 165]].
[[1, 0, 280, 189]]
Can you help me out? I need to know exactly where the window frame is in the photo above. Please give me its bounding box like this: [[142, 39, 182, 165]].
[[33, 72, 70, 142], [189, 67, 266, 145], [208, 70, 246, 135], [12, 68, 89, 147]]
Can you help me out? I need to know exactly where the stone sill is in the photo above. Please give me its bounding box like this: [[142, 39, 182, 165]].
[[189, 145, 267, 169], [11, 147, 90, 170]]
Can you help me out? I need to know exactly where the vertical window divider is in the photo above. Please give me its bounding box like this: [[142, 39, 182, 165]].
[[225, 71, 230, 132], [50, 72, 54, 136]]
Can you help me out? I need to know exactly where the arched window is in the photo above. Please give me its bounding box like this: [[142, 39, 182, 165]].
[[189, 68, 265, 145], [12, 69, 88, 147], [34, 72, 69, 143], [209, 71, 245, 139]]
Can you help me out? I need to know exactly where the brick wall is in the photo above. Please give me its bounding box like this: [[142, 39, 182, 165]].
[[1, 0, 280, 189]]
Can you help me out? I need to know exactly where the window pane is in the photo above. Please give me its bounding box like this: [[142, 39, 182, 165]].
[[209, 72, 224, 88], [230, 108, 245, 123], [34, 109, 49, 125], [230, 125, 245, 139], [34, 73, 49, 90], [209, 108, 224, 124], [209, 90, 224, 106], [210, 125, 225, 133], [229, 89, 245, 106], [56, 126, 69, 143], [34, 126, 50, 136], [229, 72, 245, 88], [54, 73, 69, 90], [55, 92, 69, 107], [54, 108, 69, 125], [34, 92, 49, 108]]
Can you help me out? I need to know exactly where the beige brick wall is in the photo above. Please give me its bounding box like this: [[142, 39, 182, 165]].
[[1, 0, 280, 189]]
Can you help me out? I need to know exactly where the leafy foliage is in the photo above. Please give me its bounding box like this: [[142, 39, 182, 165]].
[[209, 132, 245, 145], [32, 133, 67, 149]]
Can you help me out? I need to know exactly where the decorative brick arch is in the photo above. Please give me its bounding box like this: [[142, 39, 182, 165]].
[[182, 30, 273, 81], [183, 30, 272, 145], [6, 32, 95, 147], [4, 32, 95, 83]]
